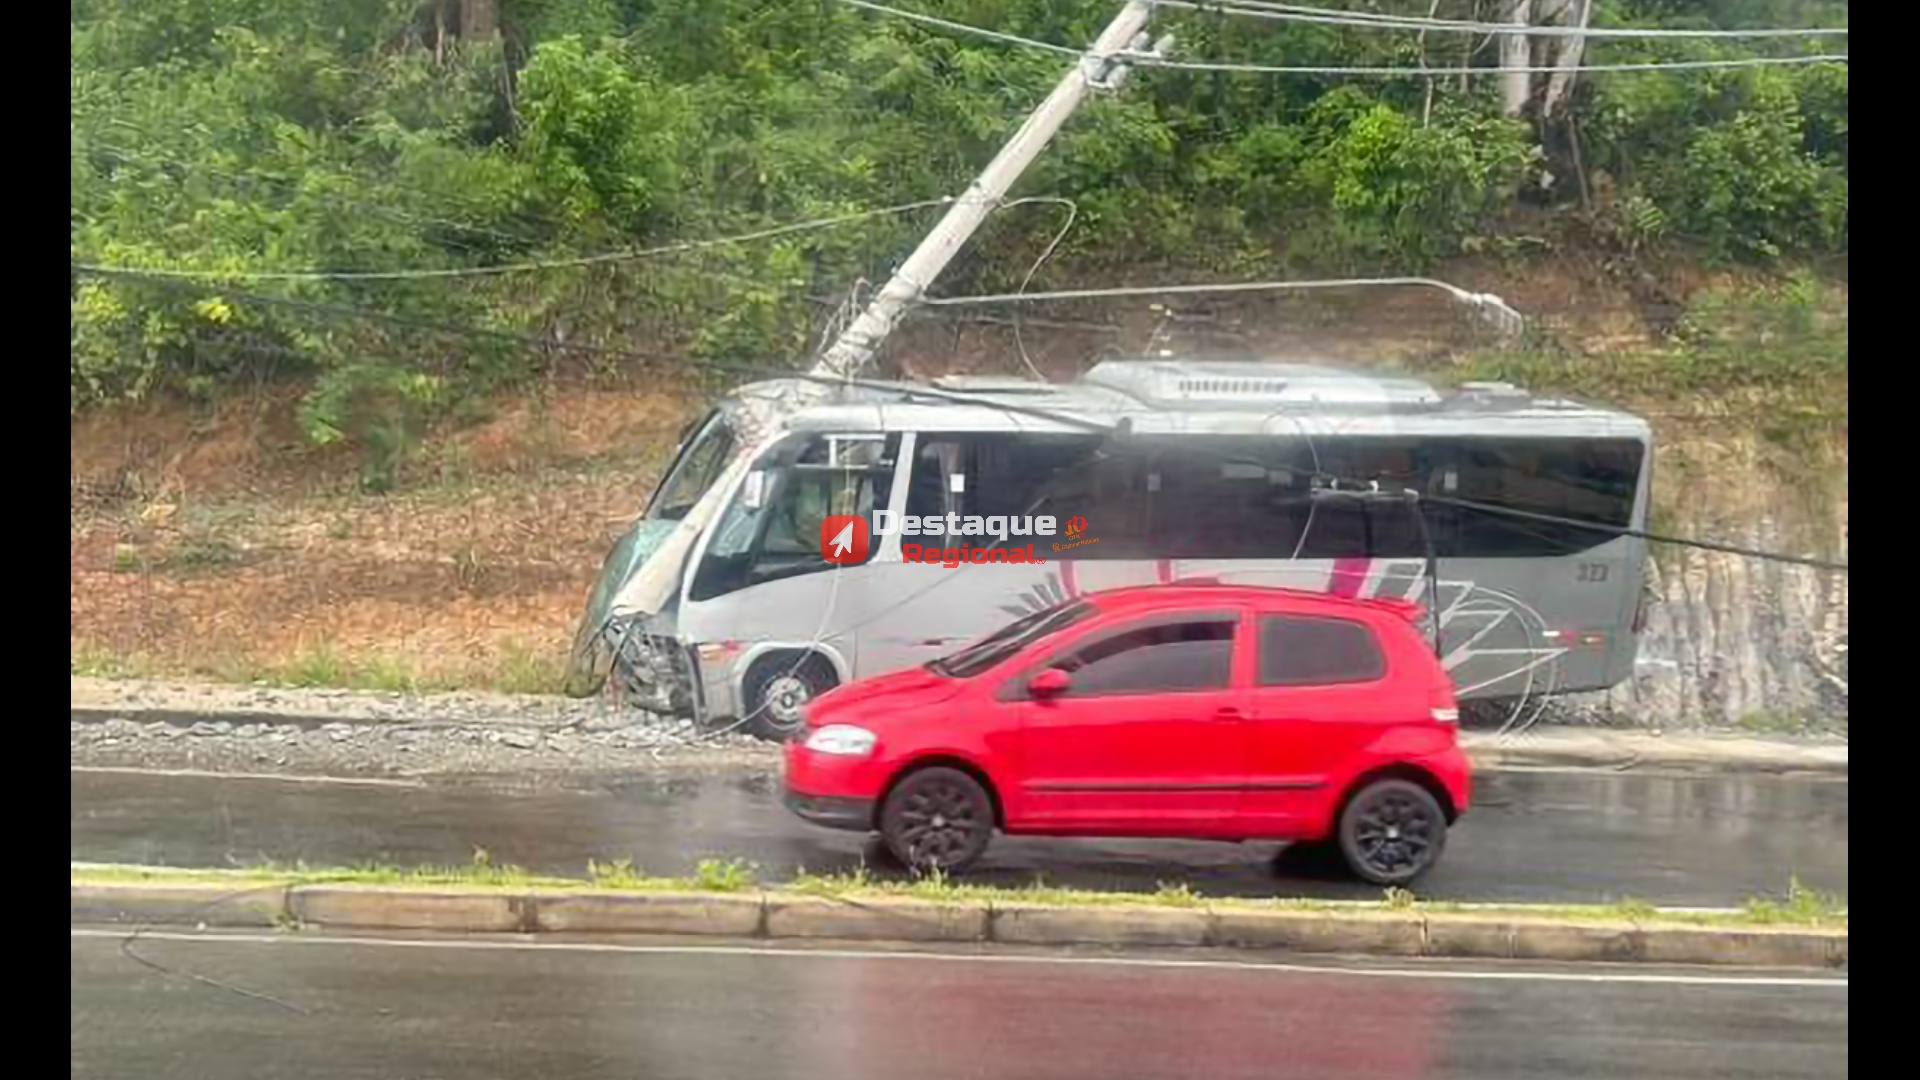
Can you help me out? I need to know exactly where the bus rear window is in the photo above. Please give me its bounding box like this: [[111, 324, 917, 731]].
[[1433, 438, 1644, 557]]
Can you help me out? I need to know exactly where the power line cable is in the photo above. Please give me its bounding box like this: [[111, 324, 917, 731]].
[[73, 263, 763, 376], [833, 0, 1083, 56], [1425, 495, 1846, 570], [1132, 51, 1846, 75], [83, 142, 539, 251], [74, 265, 1846, 571], [78, 114, 580, 240], [834, 0, 1846, 74], [1164, 1, 1851, 39], [923, 276, 1527, 337], [72, 197, 962, 282]]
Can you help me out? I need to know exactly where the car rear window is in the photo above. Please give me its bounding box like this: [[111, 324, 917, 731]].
[[1258, 615, 1385, 686]]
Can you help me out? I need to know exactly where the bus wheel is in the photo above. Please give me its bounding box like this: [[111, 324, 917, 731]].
[[741, 653, 838, 742]]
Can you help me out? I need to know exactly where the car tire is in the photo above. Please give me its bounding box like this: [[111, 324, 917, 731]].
[[1338, 779, 1448, 886], [880, 767, 995, 874], [741, 653, 838, 742]]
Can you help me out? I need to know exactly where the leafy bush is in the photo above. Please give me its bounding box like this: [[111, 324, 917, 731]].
[[69, 0, 1847, 478], [1584, 61, 1847, 259], [1296, 97, 1534, 266]]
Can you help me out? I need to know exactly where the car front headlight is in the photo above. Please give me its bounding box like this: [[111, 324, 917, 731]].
[[804, 724, 877, 757]]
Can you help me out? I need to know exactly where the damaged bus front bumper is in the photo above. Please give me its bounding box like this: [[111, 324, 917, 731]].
[[565, 614, 701, 717]]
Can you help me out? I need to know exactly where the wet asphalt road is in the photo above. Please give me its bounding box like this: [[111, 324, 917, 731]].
[[69, 930, 1848, 1080], [70, 767, 1847, 905]]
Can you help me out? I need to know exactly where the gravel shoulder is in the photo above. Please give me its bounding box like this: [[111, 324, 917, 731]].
[[71, 677, 777, 785], [72, 677, 1845, 785]]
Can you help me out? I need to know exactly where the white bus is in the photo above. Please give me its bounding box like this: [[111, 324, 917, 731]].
[[565, 360, 1654, 738]]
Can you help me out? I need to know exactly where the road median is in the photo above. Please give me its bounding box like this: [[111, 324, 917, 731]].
[[71, 864, 1847, 970]]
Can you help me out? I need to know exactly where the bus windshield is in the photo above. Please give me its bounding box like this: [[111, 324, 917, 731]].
[[647, 412, 737, 522], [929, 600, 1095, 679]]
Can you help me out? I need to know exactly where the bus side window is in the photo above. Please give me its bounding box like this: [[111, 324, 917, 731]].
[[906, 438, 963, 547], [906, 434, 1108, 550]]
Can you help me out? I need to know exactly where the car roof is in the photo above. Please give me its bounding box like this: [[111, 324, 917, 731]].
[[1082, 582, 1422, 623]]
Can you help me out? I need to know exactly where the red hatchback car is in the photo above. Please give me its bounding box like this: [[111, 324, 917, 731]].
[[784, 584, 1471, 885]]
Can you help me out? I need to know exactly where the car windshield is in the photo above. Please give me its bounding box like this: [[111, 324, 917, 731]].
[[928, 600, 1095, 679]]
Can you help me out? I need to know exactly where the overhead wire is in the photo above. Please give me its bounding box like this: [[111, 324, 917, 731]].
[[71, 197, 962, 282], [1008, 196, 1080, 381], [1159, 1, 1851, 40], [831, 0, 1847, 74], [77, 261, 1849, 574], [1130, 51, 1847, 75], [82, 141, 544, 250]]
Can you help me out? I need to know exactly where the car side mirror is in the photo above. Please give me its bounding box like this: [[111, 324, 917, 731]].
[[1028, 668, 1072, 698]]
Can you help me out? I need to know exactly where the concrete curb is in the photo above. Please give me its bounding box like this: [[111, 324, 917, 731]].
[[72, 879, 1847, 970], [70, 880, 290, 928], [993, 903, 1210, 948]]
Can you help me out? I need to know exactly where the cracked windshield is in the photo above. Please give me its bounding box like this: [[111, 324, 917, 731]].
[[73, 2, 1846, 1077]]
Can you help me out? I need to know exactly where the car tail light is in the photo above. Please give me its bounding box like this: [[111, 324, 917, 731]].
[[1430, 707, 1459, 724], [1429, 680, 1459, 725]]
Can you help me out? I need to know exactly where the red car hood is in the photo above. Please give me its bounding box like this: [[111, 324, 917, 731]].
[[807, 666, 965, 724]]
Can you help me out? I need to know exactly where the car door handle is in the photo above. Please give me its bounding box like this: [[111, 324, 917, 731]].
[[1214, 706, 1243, 720]]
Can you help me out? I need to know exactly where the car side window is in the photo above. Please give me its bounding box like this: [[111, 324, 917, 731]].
[[1258, 615, 1386, 686], [1046, 618, 1236, 697]]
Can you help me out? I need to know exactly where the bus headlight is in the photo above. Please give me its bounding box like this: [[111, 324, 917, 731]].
[[804, 725, 877, 757]]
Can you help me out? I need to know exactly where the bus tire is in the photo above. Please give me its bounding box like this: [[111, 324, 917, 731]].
[[740, 653, 839, 742]]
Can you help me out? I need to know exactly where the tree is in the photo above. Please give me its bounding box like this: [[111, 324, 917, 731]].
[[1501, 0, 1534, 117], [1501, 0, 1595, 119], [461, 0, 496, 40], [1541, 0, 1594, 118]]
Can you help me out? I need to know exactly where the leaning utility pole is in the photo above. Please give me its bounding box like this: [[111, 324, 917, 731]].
[[810, 1, 1163, 380]]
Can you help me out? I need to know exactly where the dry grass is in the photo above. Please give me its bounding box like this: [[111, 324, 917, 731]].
[[71, 383, 693, 694]]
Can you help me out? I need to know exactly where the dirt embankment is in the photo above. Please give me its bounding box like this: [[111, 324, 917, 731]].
[[71, 259, 1846, 728]]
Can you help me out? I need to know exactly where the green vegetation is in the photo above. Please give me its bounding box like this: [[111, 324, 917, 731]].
[[1743, 876, 1847, 926], [69, 640, 568, 695], [691, 857, 758, 893], [1441, 270, 1847, 469], [73, 860, 1846, 929], [1446, 273, 1845, 415], [153, 535, 248, 571], [71, 1, 1847, 479]]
